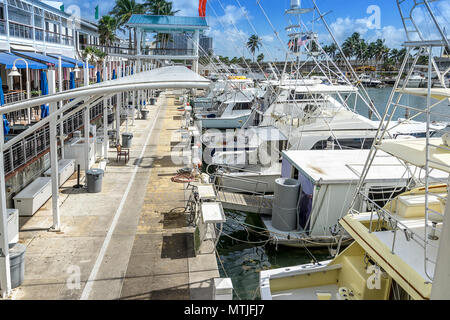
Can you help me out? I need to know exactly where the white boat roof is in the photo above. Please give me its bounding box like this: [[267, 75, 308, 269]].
[[244, 126, 288, 142], [377, 137, 450, 173], [395, 88, 450, 100], [223, 91, 254, 103], [278, 83, 358, 93], [282, 149, 448, 184], [0, 66, 210, 115]]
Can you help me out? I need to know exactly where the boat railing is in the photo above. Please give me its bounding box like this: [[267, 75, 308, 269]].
[[351, 190, 441, 257], [208, 164, 270, 214]]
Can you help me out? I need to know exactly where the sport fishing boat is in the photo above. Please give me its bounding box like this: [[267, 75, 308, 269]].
[[194, 88, 264, 129], [259, 0, 450, 299]]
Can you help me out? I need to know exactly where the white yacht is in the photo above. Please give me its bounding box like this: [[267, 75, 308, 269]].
[[194, 88, 264, 129], [400, 73, 426, 88]]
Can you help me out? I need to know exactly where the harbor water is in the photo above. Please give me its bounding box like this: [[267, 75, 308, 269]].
[[216, 86, 450, 300]]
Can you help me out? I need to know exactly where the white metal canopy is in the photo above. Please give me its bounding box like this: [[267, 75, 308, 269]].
[[0, 66, 211, 115]]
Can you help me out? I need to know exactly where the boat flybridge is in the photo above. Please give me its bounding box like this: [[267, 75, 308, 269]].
[[194, 87, 265, 129], [258, 0, 450, 300], [192, 77, 255, 112]]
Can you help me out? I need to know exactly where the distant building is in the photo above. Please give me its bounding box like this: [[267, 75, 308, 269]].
[[166, 33, 213, 57], [0, 0, 100, 58], [199, 35, 213, 56]]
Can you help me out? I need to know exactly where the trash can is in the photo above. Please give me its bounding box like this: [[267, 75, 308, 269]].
[[86, 169, 104, 193], [9, 243, 26, 289], [141, 109, 149, 120], [122, 133, 133, 148], [149, 98, 156, 105]]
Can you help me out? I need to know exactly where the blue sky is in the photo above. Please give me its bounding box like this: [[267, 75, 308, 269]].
[[63, 0, 450, 60]]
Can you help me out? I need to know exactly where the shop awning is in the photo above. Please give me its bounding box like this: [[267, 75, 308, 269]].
[[47, 54, 95, 69], [0, 52, 48, 69], [13, 51, 75, 68]]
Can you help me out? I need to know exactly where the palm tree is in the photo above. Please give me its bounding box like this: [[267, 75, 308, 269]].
[[145, 1, 179, 49], [323, 43, 338, 60], [247, 34, 262, 62], [98, 15, 117, 47], [257, 53, 264, 63], [373, 39, 389, 70], [145, 0, 179, 15], [110, 0, 145, 49], [355, 39, 368, 67], [342, 32, 361, 63]]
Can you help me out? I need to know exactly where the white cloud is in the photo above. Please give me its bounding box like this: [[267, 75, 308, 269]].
[[261, 34, 274, 44]]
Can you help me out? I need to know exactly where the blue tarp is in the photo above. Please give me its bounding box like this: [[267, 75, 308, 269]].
[[47, 54, 95, 69], [0, 52, 48, 69], [14, 51, 75, 68], [96, 71, 101, 83], [40, 71, 49, 118]]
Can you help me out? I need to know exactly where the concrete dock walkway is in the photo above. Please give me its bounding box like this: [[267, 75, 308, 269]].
[[10, 94, 219, 300]]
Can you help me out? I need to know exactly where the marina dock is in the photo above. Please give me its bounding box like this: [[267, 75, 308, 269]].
[[10, 95, 219, 300]]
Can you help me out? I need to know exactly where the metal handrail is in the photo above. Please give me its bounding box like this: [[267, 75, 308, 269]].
[[208, 164, 270, 214], [352, 191, 441, 252], [3, 99, 107, 176]]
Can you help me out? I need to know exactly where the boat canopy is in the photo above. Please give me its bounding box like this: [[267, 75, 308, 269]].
[[224, 91, 255, 104], [377, 138, 450, 173], [47, 54, 95, 69], [396, 88, 450, 101], [282, 149, 449, 184], [278, 83, 358, 93], [0, 66, 211, 115], [13, 51, 75, 68], [0, 52, 48, 69]]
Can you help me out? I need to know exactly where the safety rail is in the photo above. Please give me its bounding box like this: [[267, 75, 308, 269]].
[[3, 99, 107, 176], [4, 90, 26, 104], [350, 191, 440, 254], [141, 48, 195, 56], [207, 164, 270, 214]]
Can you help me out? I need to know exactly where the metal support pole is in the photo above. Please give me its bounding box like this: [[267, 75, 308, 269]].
[[116, 61, 122, 145], [0, 117, 11, 298], [431, 176, 450, 299], [26, 65, 31, 124], [102, 59, 108, 160], [48, 70, 61, 231], [84, 59, 89, 87], [84, 106, 90, 172]]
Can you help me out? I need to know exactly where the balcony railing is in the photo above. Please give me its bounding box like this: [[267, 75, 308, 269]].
[[141, 48, 195, 56], [35, 28, 43, 41], [0, 20, 6, 35], [9, 21, 33, 39], [45, 30, 60, 44], [80, 43, 136, 56], [4, 90, 26, 105]]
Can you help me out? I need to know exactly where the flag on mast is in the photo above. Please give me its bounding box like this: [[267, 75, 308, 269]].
[[95, 5, 99, 20]]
